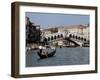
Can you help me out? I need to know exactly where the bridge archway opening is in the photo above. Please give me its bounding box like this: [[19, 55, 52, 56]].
[[44, 38, 47, 42], [79, 37, 81, 40], [84, 38, 86, 41], [48, 37, 50, 41], [78, 36, 80, 40], [69, 34, 72, 38], [54, 35, 56, 39], [60, 34, 63, 38], [73, 35, 75, 38], [81, 37, 83, 41], [51, 36, 53, 40], [75, 36, 78, 39], [57, 35, 60, 38]]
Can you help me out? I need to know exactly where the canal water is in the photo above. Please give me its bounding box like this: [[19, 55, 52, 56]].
[[26, 47, 89, 67]]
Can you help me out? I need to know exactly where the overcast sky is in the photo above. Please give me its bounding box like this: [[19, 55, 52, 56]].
[[26, 12, 89, 29]]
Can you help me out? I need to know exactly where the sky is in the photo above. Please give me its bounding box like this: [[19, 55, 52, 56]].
[[26, 12, 89, 29]]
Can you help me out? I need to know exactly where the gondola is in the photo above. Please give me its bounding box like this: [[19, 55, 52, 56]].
[[37, 48, 56, 59]]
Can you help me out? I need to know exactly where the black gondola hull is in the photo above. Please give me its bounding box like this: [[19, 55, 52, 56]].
[[37, 49, 56, 59]]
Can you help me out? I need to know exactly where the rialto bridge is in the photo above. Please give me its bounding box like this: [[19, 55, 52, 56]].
[[41, 32, 89, 47]]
